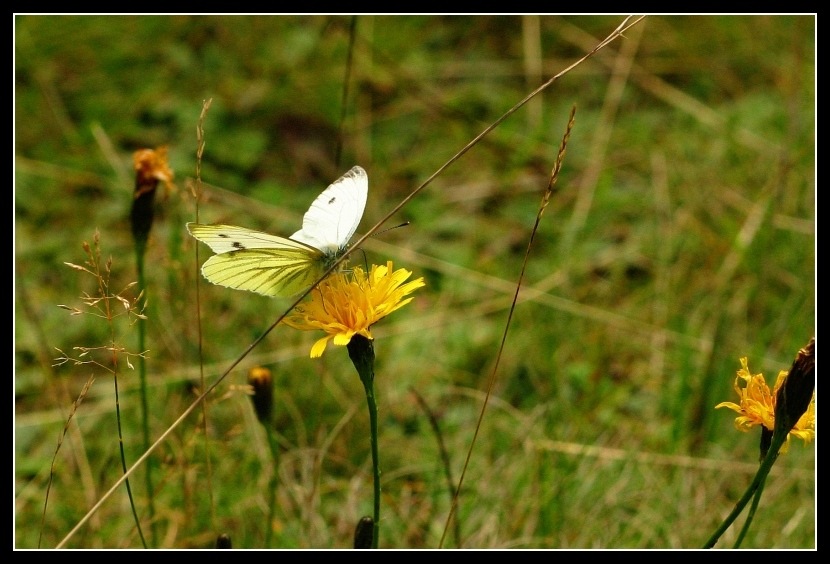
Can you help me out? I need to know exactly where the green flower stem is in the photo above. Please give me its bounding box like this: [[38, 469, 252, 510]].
[[733, 472, 766, 548], [247, 367, 278, 547], [702, 431, 786, 548], [113, 372, 147, 548], [135, 258, 157, 546], [131, 157, 159, 547], [364, 379, 380, 549], [264, 425, 280, 547], [348, 335, 380, 549]]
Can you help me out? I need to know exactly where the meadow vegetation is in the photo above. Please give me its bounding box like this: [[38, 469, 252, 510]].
[[14, 15, 815, 549]]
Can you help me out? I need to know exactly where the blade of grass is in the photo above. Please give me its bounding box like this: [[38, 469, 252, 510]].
[[440, 105, 576, 547]]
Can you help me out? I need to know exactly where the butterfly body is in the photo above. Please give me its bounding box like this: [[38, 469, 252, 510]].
[[187, 165, 367, 297]]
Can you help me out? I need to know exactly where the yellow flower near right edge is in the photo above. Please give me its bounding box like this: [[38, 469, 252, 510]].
[[716, 357, 815, 448]]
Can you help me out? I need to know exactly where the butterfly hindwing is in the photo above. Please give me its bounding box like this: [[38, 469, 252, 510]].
[[200, 247, 324, 298]]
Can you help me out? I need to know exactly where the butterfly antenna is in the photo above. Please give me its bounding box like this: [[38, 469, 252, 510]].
[[372, 221, 410, 238], [352, 222, 409, 285]]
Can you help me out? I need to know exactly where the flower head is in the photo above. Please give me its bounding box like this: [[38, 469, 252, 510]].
[[282, 261, 425, 358], [131, 147, 175, 257], [247, 366, 274, 424], [716, 357, 815, 449]]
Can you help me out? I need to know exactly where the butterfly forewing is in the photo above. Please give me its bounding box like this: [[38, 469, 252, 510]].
[[290, 166, 367, 251], [187, 223, 315, 254]]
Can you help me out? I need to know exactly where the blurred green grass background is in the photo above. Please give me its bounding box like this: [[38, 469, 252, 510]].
[[14, 15, 815, 548]]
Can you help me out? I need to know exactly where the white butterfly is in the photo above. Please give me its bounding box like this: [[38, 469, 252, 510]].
[[187, 165, 368, 297]]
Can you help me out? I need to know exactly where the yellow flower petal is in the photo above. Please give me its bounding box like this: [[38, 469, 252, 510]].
[[716, 357, 815, 447], [310, 336, 332, 359], [282, 261, 424, 358], [333, 332, 356, 346]]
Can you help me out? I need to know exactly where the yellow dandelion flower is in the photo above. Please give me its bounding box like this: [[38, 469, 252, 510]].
[[716, 357, 815, 447], [282, 261, 425, 358]]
